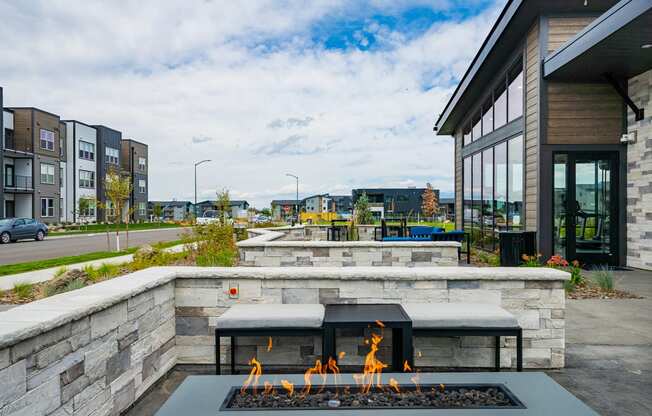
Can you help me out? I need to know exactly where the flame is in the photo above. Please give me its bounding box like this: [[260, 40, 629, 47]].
[[389, 378, 400, 393], [440, 383, 446, 392], [327, 357, 341, 395], [375, 320, 385, 328], [301, 359, 326, 396], [338, 351, 346, 360], [410, 371, 421, 393], [417, 350, 422, 358], [263, 381, 273, 395], [267, 336, 273, 352], [280, 379, 294, 397], [356, 331, 388, 394], [403, 360, 412, 372], [240, 358, 262, 395]]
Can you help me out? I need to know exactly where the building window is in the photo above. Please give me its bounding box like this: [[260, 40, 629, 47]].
[[59, 137, 64, 157], [481, 97, 493, 136], [462, 135, 523, 248], [138, 157, 147, 171], [508, 67, 523, 122], [41, 198, 54, 217], [40, 129, 55, 151], [40, 163, 55, 184], [463, 124, 472, 146], [139, 179, 146, 193], [494, 81, 507, 129], [60, 198, 64, 217], [105, 147, 119, 164], [471, 113, 481, 142], [138, 202, 146, 216], [79, 198, 96, 217], [79, 140, 95, 160], [106, 201, 116, 218], [59, 167, 64, 188], [79, 170, 95, 188]]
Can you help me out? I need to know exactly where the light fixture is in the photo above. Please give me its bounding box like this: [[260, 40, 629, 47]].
[[641, 44, 652, 49]]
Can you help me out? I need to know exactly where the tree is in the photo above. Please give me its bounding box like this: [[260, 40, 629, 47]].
[[421, 183, 439, 220], [104, 168, 132, 251], [153, 203, 163, 226], [75, 197, 95, 231], [260, 208, 271, 217], [217, 188, 231, 223], [354, 192, 374, 224]]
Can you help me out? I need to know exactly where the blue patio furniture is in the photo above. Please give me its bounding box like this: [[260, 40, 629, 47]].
[[431, 231, 471, 264], [409, 226, 445, 239], [382, 236, 431, 242]]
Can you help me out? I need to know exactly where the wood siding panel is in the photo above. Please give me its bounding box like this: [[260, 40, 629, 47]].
[[547, 16, 596, 55], [546, 82, 622, 145], [10, 109, 33, 153], [524, 21, 539, 232]]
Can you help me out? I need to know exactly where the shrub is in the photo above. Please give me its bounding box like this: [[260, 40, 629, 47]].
[[476, 250, 500, 266], [53, 266, 68, 278], [187, 222, 237, 267], [13, 282, 34, 300], [592, 265, 614, 291], [521, 254, 542, 267]]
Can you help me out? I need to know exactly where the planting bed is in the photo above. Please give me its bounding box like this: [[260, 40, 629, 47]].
[[225, 384, 522, 410]]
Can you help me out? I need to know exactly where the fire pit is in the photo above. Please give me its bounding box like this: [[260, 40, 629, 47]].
[[225, 383, 523, 410]]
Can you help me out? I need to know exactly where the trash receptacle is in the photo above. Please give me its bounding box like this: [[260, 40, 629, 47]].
[[499, 231, 537, 266]]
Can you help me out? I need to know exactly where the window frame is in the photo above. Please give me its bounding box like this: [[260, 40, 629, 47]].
[[79, 140, 95, 161], [105, 146, 119, 164], [138, 157, 147, 171], [40, 129, 55, 151], [138, 179, 146, 194], [79, 169, 95, 188], [40, 163, 55, 185], [41, 197, 55, 217]]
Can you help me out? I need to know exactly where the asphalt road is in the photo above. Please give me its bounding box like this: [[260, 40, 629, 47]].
[[0, 228, 189, 265]]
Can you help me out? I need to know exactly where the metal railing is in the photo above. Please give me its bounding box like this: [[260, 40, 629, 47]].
[[4, 175, 33, 190]]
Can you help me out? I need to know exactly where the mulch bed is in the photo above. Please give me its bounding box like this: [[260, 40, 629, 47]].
[[566, 282, 643, 300]]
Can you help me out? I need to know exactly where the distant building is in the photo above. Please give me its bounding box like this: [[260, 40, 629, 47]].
[[94, 125, 122, 222], [352, 188, 438, 220], [271, 199, 299, 221], [121, 139, 148, 222], [148, 200, 192, 221], [195, 199, 249, 219], [64, 120, 98, 223], [301, 194, 331, 214], [330, 195, 353, 216], [439, 197, 455, 221]]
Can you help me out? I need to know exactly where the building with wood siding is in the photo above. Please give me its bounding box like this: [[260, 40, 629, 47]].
[[435, 0, 651, 268]]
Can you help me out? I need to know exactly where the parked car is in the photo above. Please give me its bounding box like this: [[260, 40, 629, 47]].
[[0, 218, 49, 244], [196, 210, 233, 225]]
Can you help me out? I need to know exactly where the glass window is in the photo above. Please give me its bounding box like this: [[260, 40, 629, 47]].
[[79, 140, 95, 160], [105, 147, 119, 164], [79, 170, 95, 188], [41, 198, 54, 217], [553, 154, 567, 258], [59, 167, 64, 188], [40, 163, 55, 184], [482, 148, 494, 251], [79, 198, 96, 217], [40, 129, 55, 151], [463, 124, 472, 147], [507, 135, 523, 229], [472, 113, 481, 142], [138, 157, 147, 171], [481, 97, 493, 136], [472, 153, 482, 244], [463, 157, 472, 232], [139, 179, 146, 193], [508, 66, 523, 122], [494, 142, 507, 231], [138, 202, 147, 216], [494, 81, 507, 128]]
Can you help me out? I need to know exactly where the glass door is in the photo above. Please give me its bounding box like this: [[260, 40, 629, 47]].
[[552, 152, 618, 266]]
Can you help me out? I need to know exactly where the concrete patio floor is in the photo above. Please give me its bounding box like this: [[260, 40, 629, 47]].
[[124, 269, 652, 416]]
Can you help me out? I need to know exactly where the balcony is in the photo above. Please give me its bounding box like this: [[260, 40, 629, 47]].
[[4, 175, 34, 192]]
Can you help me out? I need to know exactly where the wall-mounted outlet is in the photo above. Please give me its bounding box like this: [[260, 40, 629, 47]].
[[228, 282, 239, 299]]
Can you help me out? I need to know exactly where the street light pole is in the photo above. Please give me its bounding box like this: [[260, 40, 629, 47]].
[[194, 159, 211, 219], [286, 173, 299, 224]]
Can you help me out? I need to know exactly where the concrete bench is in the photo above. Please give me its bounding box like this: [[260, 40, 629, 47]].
[[214, 304, 325, 374], [403, 303, 523, 371]]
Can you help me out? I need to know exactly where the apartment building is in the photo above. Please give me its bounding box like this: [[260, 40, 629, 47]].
[[148, 200, 192, 221], [121, 139, 148, 222], [352, 188, 434, 219], [94, 125, 122, 221], [4, 107, 64, 224], [435, 0, 651, 268], [302, 194, 331, 213], [64, 120, 98, 223], [271, 199, 300, 221]]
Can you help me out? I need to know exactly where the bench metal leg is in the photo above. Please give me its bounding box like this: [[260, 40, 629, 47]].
[[495, 336, 500, 372], [516, 329, 523, 372], [324, 327, 336, 364], [215, 332, 221, 375], [231, 336, 236, 375]]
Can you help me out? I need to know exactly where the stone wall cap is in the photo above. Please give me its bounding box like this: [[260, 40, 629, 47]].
[[237, 240, 461, 248]]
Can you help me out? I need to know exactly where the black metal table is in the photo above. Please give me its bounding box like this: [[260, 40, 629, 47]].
[[323, 304, 413, 372]]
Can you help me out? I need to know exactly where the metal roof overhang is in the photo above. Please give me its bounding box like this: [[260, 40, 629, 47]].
[[434, 0, 627, 136], [544, 0, 652, 82]]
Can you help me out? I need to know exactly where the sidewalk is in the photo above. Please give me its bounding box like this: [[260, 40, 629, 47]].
[[47, 226, 191, 240], [0, 243, 187, 291]]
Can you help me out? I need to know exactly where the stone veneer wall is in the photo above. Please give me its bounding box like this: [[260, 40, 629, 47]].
[[0, 278, 175, 416], [174, 267, 567, 370], [627, 70, 652, 270], [0, 266, 569, 415], [238, 241, 459, 267]]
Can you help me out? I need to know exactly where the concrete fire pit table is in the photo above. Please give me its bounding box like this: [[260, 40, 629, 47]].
[[155, 372, 598, 415]]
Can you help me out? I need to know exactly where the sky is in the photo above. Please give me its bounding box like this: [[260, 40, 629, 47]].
[[0, 0, 504, 209]]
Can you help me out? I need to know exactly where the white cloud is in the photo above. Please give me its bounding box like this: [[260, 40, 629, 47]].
[[0, 0, 500, 208]]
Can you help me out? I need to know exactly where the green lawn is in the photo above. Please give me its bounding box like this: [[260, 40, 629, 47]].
[[0, 240, 184, 277], [50, 222, 186, 236]]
